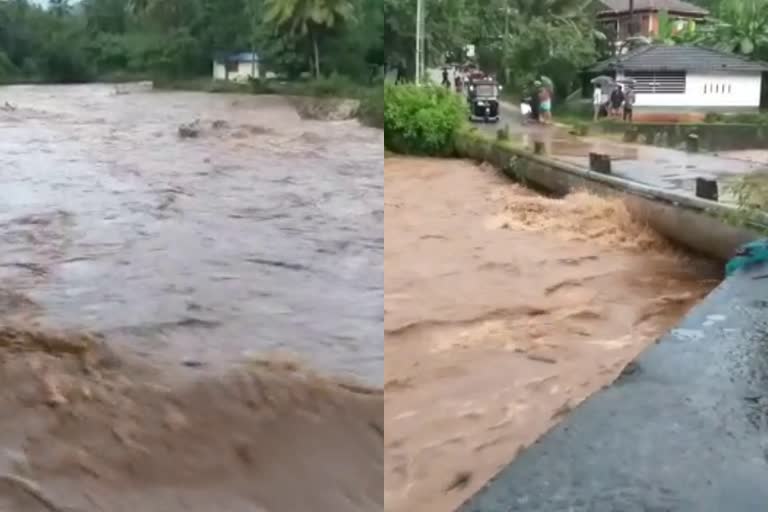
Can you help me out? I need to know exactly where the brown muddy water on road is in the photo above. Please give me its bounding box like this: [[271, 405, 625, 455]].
[[384, 157, 720, 512], [0, 85, 383, 512], [0, 84, 383, 384]]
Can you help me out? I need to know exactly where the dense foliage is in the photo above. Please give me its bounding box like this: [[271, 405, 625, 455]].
[[0, 0, 383, 84], [383, 83, 466, 155], [384, 0, 768, 100], [385, 0, 601, 98]]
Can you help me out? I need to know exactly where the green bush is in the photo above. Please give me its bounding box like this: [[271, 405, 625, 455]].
[[704, 111, 768, 125], [725, 112, 768, 125], [384, 84, 467, 155], [41, 37, 94, 83], [704, 112, 724, 123]]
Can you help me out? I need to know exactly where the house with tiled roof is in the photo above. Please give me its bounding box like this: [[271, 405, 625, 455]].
[[590, 44, 768, 110], [595, 0, 708, 45]]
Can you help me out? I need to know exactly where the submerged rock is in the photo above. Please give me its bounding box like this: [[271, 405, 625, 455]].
[[178, 121, 201, 138]]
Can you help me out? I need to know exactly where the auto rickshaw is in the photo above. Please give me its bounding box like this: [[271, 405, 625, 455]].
[[467, 77, 501, 123]]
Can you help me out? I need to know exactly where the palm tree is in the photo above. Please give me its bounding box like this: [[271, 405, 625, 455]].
[[264, 0, 355, 78], [697, 0, 768, 56]]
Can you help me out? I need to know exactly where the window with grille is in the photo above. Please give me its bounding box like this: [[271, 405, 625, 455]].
[[625, 71, 686, 94]]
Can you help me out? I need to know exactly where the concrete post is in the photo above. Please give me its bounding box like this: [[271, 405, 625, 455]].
[[686, 133, 700, 153], [589, 152, 611, 174], [695, 178, 718, 201]]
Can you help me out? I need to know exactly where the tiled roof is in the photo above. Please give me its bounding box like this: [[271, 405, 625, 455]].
[[596, 0, 708, 15], [213, 52, 259, 63], [590, 44, 768, 72]]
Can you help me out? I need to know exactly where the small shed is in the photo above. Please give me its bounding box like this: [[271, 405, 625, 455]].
[[212, 52, 260, 82], [590, 45, 768, 111]]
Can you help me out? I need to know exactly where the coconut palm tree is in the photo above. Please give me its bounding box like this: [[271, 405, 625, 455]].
[[264, 0, 355, 78], [697, 0, 768, 57]]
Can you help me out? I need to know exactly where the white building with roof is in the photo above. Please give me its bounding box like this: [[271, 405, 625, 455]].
[[212, 52, 261, 82], [590, 45, 768, 111]]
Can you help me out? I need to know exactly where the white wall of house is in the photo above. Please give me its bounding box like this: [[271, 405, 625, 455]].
[[618, 70, 762, 109], [212, 61, 261, 82]]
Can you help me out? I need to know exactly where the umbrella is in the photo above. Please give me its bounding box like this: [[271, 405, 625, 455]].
[[539, 75, 554, 92], [591, 75, 615, 86]]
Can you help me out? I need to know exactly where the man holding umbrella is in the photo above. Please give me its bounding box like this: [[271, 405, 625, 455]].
[[591, 75, 614, 120], [620, 78, 637, 122]]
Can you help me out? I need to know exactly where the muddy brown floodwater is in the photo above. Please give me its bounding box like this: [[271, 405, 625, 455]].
[[384, 157, 720, 512], [0, 85, 383, 511], [0, 84, 383, 383]]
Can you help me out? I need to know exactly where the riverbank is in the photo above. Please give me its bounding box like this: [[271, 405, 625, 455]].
[[153, 77, 383, 128], [384, 156, 719, 512]]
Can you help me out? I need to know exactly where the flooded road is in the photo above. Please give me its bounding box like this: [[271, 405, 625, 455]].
[[0, 84, 383, 384], [483, 103, 767, 199], [384, 157, 719, 512]]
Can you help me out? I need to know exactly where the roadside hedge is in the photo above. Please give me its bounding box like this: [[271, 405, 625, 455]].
[[384, 83, 466, 155]]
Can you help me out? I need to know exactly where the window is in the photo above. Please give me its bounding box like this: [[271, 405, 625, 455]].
[[474, 84, 497, 96], [625, 71, 686, 94], [225, 60, 238, 73], [705, 82, 734, 95]]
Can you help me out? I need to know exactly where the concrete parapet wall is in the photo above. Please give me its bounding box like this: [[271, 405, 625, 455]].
[[597, 121, 768, 151], [455, 130, 763, 260]]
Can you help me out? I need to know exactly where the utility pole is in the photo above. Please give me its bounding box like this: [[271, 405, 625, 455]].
[[628, 0, 635, 36], [503, 3, 511, 85], [415, 0, 425, 84]]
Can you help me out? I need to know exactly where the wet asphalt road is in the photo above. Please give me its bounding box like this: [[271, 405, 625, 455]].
[[458, 262, 768, 512]]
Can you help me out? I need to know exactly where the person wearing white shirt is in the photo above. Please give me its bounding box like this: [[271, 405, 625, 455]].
[[593, 85, 603, 121]]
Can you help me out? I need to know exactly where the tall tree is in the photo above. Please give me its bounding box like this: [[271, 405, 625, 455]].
[[697, 0, 768, 57], [49, 0, 71, 17], [264, 0, 355, 77]]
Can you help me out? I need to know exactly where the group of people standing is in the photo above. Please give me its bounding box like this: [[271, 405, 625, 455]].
[[520, 80, 553, 124], [442, 67, 462, 92], [593, 83, 635, 122]]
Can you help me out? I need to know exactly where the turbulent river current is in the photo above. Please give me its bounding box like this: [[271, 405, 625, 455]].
[[0, 84, 383, 384]]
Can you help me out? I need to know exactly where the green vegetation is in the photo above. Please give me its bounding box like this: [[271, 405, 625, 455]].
[[696, 0, 768, 58], [724, 175, 768, 234], [384, 83, 467, 155], [385, 0, 600, 100], [703, 112, 768, 125], [0, 0, 383, 86], [384, 0, 768, 107]]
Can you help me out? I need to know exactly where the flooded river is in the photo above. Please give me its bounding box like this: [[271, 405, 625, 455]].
[[384, 157, 720, 512], [0, 84, 383, 384], [0, 85, 383, 511]]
